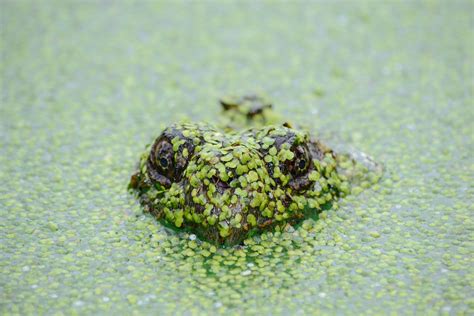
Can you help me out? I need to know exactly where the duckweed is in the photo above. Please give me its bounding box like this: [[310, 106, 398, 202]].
[[1, 1, 473, 315], [131, 120, 380, 245]]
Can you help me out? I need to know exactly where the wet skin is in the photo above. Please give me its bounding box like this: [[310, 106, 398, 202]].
[[129, 96, 380, 245]]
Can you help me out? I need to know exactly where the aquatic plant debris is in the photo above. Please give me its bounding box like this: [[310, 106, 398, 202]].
[[129, 100, 382, 245], [1, 1, 473, 315]]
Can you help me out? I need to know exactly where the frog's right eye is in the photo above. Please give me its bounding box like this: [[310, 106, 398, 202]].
[[159, 157, 170, 169], [147, 137, 176, 187], [147, 129, 195, 187], [154, 138, 176, 170]]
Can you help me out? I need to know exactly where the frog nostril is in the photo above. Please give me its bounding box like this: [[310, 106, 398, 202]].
[[211, 175, 231, 191]]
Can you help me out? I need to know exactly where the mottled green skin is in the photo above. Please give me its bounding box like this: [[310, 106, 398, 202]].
[[130, 99, 373, 245]]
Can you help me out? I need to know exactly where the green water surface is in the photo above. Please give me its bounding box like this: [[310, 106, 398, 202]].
[[1, 1, 473, 315]]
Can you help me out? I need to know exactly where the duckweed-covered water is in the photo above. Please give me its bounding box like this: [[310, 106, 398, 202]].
[[1, 1, 473, 314]]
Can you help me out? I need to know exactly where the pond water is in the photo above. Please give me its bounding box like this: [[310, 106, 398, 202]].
[[1, 1, 472, 314]]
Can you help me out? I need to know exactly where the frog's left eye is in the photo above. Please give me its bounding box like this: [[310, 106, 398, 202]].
[[296, 157, 308, 171], [289, 144, 311, 176]]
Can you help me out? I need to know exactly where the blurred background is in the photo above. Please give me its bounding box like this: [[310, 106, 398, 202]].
[[1, 1, 473, 314]]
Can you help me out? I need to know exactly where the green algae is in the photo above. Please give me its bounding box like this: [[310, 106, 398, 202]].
[[1, 1, 473, 315]]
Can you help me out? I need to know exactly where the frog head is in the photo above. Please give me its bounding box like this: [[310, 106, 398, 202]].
[[130, 122, 346, 245]]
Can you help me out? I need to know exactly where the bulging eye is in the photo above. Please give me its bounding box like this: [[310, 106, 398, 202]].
[[147, 126, 196, 187], [297, 157, 308, 171], [290, 145, 311, 176], [153, 140, 174, 173], [159, 157, 170, 169], [147, 137, 176, 187]]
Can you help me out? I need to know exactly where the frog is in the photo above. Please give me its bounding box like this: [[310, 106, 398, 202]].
[[129, 95, 382, 246]]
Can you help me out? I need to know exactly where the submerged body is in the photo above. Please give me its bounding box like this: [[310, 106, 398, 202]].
[[130, 96, 381, 245]]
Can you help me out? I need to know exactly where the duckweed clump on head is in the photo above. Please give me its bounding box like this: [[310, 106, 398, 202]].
[[129, 120, 382, 245]]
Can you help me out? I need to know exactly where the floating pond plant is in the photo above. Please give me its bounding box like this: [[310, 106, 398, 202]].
[[3, 2, 471, 313], [129, 96, 382, 245]]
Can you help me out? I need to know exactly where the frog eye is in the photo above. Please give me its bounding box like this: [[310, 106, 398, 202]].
[[153, 139, 174, 172], [296, 157, 308, 171], [159, 157, 170, 169], [290, 144, 311, 175], [148, 138, 176, 185], [147, 127, 195, 187]]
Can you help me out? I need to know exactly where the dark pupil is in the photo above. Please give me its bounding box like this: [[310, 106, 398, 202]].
[[160, 157, 169, 168], [298, 159, 306, 170]]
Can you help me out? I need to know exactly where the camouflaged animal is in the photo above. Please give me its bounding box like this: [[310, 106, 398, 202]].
[[129, 95, 382, 245]]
